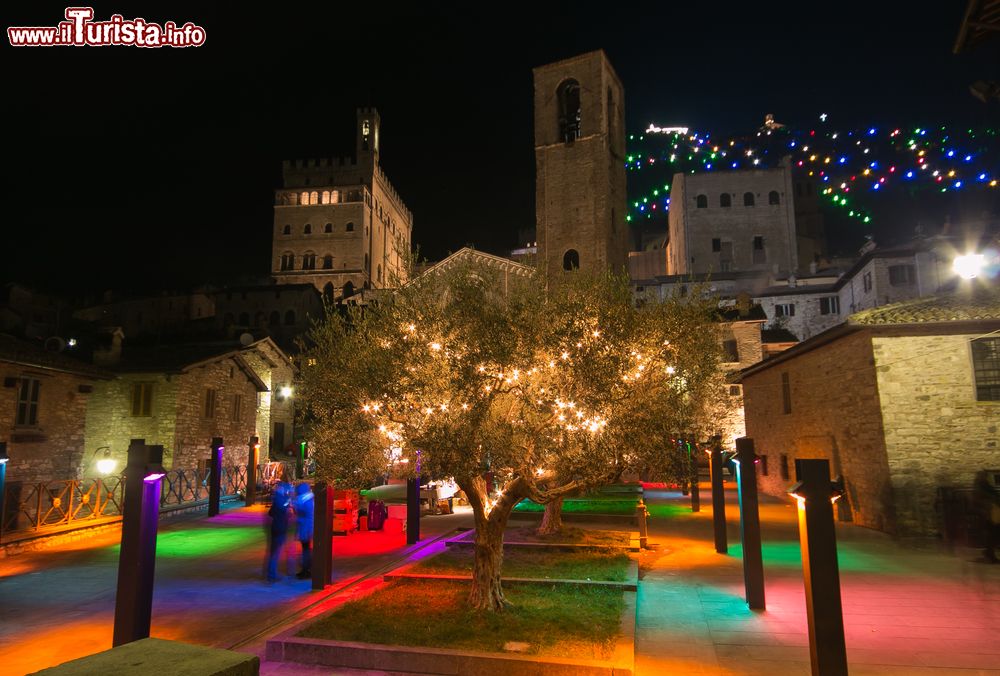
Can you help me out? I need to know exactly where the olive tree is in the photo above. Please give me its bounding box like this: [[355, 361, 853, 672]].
[[300, 261, 722, 611]]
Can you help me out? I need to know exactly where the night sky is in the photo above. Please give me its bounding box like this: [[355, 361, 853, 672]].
[[4, 2, 997, 295]]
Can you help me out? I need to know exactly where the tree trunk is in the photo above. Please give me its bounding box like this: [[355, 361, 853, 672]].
[[537, 496, 564, 535], [468, 519, 507, 611]]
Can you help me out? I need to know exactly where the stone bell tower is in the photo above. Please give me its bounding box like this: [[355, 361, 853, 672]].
[[533, 50, 628, 282]]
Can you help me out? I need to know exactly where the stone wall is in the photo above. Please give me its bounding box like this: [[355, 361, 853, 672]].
[[172, 358, 261, 469], [873, 333, 1000, 534], [742, 330, 896, 531], [84, 373, 178, 472], [0, 362, 96, 483]]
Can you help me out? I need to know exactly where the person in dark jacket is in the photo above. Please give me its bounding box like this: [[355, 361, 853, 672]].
[[974, 471, 1000, 563], [293, 482, 315, 579], [266, 482, 291, 582]]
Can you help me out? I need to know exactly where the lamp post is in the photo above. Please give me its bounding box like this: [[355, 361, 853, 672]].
[[311, 480, 334, 590], [734, 436, 765, 610], [113, 440, 165, 647], [789, 459, 848, 676]]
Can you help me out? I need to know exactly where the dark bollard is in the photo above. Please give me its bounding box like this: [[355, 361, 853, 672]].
[[296, 441, 306, 479], [245, 436, 259, 507], [0, 442, 8, 544], [311, 481, 334, 590], [688, 437, 701, 513], [113, 440, 165, 647], [735, 436, 765, 610], [708, 435, 728, 554], [790, 459, 848, 676], [406, 477, 420, 545], [208, 437, 223, 517], [637, 502, 648, 549]]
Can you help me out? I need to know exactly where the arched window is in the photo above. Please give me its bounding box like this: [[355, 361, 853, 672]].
[[284, 310, 296, 326], [557, 79, 582, 143], [324, 223, 332, 233], [323, 255, 333, 269], [743, 192, 755, 207], [223, 312, 234, 327], [696, 194, 708, 209], [563, 249, 580, 271], [282, 224, 291, 235], [269, 311, 280, 327], [302, 252, 316, 270], [300, 191, 308, 205], [768, 190, 780, 205], [303, 223, 312, 235], [323, 283, 334, 303], [280, 253, 294, 271], [342, 281, 355, 300], [321, 190, 330, 204], [238, 312, 250, 326], [310, 191, 319, 205], [346, 221, 355, 232], [330, 190, 339, 204], [720, 193, 732, 208]]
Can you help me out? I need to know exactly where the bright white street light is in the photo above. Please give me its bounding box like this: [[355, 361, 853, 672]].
[[280, 386, 293, 399], [953, 253, 985, 280]]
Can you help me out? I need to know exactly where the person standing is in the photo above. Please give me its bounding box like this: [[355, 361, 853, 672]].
[[266, 482, 291, 582], [973, 470, 1000, 563], [293, 482, 315, 579]]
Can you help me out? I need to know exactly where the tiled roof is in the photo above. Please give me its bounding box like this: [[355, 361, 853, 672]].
[[849, 286, 1000, 325], [761, 328, 799, 343], [0, 334, 112, 379]]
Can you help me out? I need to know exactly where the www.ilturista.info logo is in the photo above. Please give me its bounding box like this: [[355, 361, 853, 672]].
[[8, 7, 206, 48]]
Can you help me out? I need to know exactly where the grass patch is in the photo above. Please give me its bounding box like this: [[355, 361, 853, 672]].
[[514, 498, 638, 515], [299, 579, 624, 658], [450, 525, 631, 547], [410, 546, 632, 581]]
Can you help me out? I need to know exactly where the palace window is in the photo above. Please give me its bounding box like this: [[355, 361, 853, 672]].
[[303, 224, 312, 235], [323, 255, 333, 269], [15, 377, 40, 426], [744, 192, 755, 206], [752, 236, 766, 264], [232, 394, 243, 422], [346, 222, 355, 232], [720, 193, 731, 208], [284, 310, 296, 326], [269, 311, 280, 327], [280, 253, 294, 271], [972, 337, 1000, 401], [204, 388, 217, 419], [282, 225, 291, 235], [863, 271, 873, 292], [774, 303, 795, 317], [324, 223, 332, 233], [780, 453, 790, 479], [696, 194, 708, 209], [302, 252, 316, 270], [563, 249, 580, 271], [712, 238, 722, 252], [768, 190, 780, 205], [130, 382, 153, 417], [321, 191, 330, 205]]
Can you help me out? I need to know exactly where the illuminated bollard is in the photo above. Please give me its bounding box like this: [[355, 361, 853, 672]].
[[406, 477, 420, 544], [245, 436, 259, 507], [789, 459, 848, 676], [637, 502, 648, 549], [687, 436, 700, 513], [0, 442, 8, 544], [734, 436, 765, 610], [208, 437, 223, 517], [707, 435, 728, 554], [113, 440, 165, 647], [311, 480, 334, 590]]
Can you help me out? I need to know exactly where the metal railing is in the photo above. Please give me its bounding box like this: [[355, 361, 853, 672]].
[[0, 460, 299, 539]]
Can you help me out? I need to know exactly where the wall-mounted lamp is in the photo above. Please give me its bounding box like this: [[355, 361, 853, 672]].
[[92, 446, 116, 475]]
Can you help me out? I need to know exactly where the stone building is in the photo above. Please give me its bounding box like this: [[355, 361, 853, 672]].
[[713, 303, 768, 447], [84, 336, 295, 473], [534, 50, 628, 282], [0, 284, 69, 341], [272, 108, 413, 302], [0, 335, 111, 483], [667, 159, 799, 278], [739, 288, 1000, 535], [213, 283, 323, 349], [73, 291, 215, 340]]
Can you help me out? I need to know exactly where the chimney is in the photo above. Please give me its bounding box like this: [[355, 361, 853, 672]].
[[93, 327, 124, 366], [809, 260, 818, 275], [736, 292, 752, 317]]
